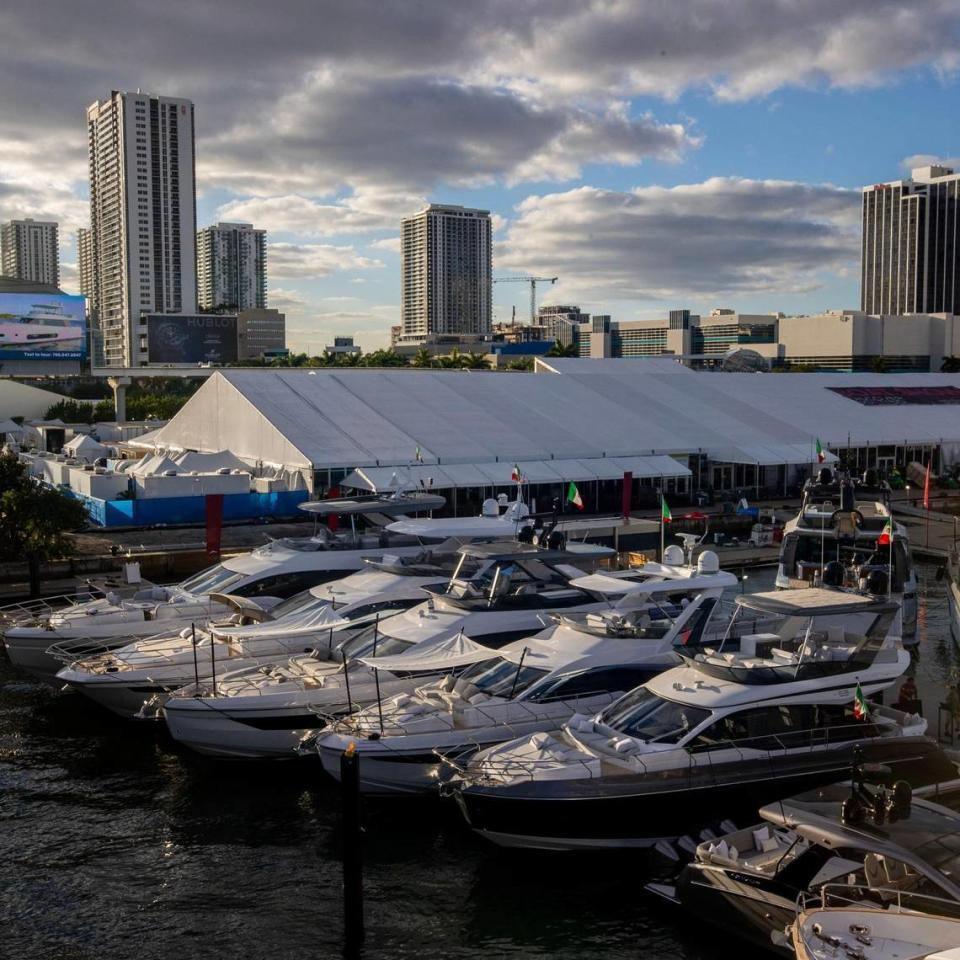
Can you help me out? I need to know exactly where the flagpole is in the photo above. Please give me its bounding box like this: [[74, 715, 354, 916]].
[[660, 490, 665, 562]]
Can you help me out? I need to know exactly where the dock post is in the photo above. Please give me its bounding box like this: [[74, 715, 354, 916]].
[[341, 742, 364, 952]]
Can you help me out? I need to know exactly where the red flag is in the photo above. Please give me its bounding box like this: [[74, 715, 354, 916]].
[[923, 461, 931, 510]]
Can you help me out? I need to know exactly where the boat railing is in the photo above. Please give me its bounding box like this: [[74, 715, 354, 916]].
[[0, 589, 107, 628], [798, 882, 960, 918]]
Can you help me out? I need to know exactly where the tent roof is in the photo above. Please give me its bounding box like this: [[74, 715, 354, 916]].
[[135, 365, 960, 475]]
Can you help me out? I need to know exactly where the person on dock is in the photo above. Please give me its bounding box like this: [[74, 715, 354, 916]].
[[893, 675, 921, 715]]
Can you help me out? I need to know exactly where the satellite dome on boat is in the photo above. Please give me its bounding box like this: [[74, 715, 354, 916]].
[[697, 551, 720, 574], [663, 545, 684, 566], [481, 498, 499, 517]]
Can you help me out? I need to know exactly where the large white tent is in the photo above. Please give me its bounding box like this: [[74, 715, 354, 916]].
[[133, 364, 960, 491]]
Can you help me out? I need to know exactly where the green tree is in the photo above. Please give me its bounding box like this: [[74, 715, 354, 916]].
[[459, 351, 490, 370], [871, 356, 890, 373], [43, 399, 96, 423], [360, 349, 407, 368], [545, 341, 578, 358], [506, 356, 535, 371], [411, 347, 433, 368], [941, 356, 960, 373], [0, 454, 87, 596]]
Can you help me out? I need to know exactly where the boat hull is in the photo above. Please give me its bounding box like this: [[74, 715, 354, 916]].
[[455, 737, 955, 851]]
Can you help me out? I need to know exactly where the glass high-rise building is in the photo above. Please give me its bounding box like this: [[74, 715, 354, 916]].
[[861, 165, 960, 315]]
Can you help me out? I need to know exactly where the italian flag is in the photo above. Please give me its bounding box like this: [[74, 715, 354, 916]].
[[566, 481, 584, 510], [877, 519, 893, 547], [815, 438, 825, 464], [854, 682, 869, 721], [511, 463, 523, 483], [661, 497, 672, 523]]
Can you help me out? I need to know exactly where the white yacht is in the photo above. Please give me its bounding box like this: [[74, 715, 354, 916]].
[[54, 569, 446, 718], [0, 493, 535, 681], [449, 588, 932, 851], [314, 552, 737, 794], [161, 542, 617, 758], [0, 302, 85, 349], [776, 468, 918, 640]]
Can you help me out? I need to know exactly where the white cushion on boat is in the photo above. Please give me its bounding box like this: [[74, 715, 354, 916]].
[[612, 737, 635, 753], [752, 826, 770, 850], [760, 835, 779, 853], [468, 692, 491, 705]]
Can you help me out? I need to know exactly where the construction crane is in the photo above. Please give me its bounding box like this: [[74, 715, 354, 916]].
[[494, 276, 558, 325]]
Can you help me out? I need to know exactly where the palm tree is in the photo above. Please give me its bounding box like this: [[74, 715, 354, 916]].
[[545, 341, 579, 358], [411, 347, 432, 368], [460, 351, 490, 370], [506, 356, 534, 371]]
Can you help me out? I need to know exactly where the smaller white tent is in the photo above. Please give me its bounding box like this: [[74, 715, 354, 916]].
[[0, 418, 24, 437], [63, 434, 108, 462], [174, 450, 250, 473], [129, 453, 180, 476]]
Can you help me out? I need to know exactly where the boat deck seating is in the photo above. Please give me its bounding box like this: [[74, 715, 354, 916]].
[[864, 853, 920, 901], [696, 824, 808, 874]]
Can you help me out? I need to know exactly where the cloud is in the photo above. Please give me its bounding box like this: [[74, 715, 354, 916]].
[[499, 177, 860, 302], [59, 260, 79, 293], [268, 242, 384, 279], [216, 189, 427, 236], [901, 153, 960, 172], [268, 287, 309, 312], [368, 237, 401, 253]]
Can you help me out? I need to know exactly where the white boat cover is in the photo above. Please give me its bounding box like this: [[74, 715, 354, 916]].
[[475, 731, 601, 783], [572, 568, 737, 595], [358, 630, 496, 671], [213, 604, 351, 640]]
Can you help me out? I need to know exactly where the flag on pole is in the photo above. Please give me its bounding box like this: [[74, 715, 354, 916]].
[[511, 463, 523, 483], [815, 438, 825, 464], [566, 481, 584, 510], [415, 446, 423, 463], [877, 518, 893, 546], [853, 682, 869, 721], [923, 460, 931, 510], [661, 497, 672, 523]]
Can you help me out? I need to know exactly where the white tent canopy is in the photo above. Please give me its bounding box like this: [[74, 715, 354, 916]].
[[711, 443, 839, 466], [174, 449, 250, 473], [342, 455, 691, 493], [63, 434, 108, 461], [0, 418, 24, 436]]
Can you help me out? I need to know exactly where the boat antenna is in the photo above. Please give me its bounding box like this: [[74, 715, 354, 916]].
[[509, 647, 530, 698], [341, 648, 354, 714]]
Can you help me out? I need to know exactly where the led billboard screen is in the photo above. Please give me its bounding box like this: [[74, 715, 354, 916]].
[[146, 314, 238, 364], [0, 292, 87, 361]]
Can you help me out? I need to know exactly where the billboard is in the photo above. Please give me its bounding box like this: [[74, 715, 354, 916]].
[[146, 314, 238, 364], [0, 292, 87, 361], [828, 386, 960, 406]]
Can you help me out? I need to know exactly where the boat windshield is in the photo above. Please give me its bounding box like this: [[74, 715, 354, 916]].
[[458, 657, 549, 698], [269, 592, 332, 620], [336, 622, 414, 661], [179, 563, 246, 596], [598, 687, 710, 744]]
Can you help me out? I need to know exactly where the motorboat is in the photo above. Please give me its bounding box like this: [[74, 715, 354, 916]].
[[0, 493, 542, 681], [0, 302, 85, 349], [657, 779, 960, 955], [789, 885, 960, 960], [161, 541, 618, 758], [313, 551, 737, 795], [776, 468, 918, 641], [448, 589, 946, 851], [54, 569, 445, 718]]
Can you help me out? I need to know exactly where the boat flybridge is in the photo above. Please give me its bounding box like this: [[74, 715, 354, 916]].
[[160, 541, 619, 758], [447, 588, 936, 852], [0, 492, 549, 681], [662, 780, 960, 956], [776, 468, 918, 640], [312, 551, 737, 795]]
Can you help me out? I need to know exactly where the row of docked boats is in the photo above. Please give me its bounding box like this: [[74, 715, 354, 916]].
[[2, 478, 955, 955]]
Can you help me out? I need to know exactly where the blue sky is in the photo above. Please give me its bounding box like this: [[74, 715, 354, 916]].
[[1, 1, 959, 351]]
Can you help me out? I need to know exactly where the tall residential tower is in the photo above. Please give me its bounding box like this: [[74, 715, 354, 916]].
[[400, 203, 491, 342], [197, 221, 267, 311], [87, 90, 197, 365], [861, 164, 960, 315], [0, 219, 59, 286]]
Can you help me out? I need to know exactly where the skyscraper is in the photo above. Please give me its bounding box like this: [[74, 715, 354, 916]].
[[77, 227, 96, 311], [400, 203, 491, 341], [196, 221, 267, 311], [87, 90, 197, 366], [0, 219, 59, 286], [861, 164, 960, 315]]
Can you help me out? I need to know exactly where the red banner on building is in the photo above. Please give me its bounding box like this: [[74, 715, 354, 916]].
[[206, 494, 224, 559]]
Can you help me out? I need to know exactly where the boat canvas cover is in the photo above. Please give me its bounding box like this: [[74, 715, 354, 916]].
[[736, 588, 897, 618], [571, 569, 737, 595], [212, 603, 351, 640], [358, 630, 496, 671]]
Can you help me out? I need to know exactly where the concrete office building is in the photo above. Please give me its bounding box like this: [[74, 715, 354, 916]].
[[399, 204, 491, 343], [536, 304, 589, 348], [87, 90, 197, 367], [862, 164, 960, 315], [1, 219, 59, 286], [197, 222, 267, 311], [237, 308, 286, 359]]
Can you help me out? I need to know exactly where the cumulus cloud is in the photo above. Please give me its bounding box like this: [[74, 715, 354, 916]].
[[368, 237, 401, 253], [267, 287, 310, 312], [268, 243, 384, 279], [901, 153, 960, 172], [499, 177, 860, 302]]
